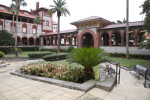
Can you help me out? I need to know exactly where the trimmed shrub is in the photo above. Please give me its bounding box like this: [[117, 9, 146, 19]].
[[20, 47, 39, 51], [110, 53, 150, 60], [28, 52, 53, 58], [40, 49, 66, 53], [67, 46, 74, 52], [42, 53, 69, 61], [0, 51, 4, 57]]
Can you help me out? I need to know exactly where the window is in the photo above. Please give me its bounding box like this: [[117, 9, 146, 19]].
[[0, 25, 2, 30], [33, 28, 36, 34], [23, 27, 27, 33]]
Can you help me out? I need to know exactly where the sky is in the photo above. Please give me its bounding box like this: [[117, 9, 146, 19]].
[[0, 0, 145, 31]]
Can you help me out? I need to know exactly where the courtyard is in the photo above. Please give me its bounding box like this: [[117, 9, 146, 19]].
[[0, 59, 150, 100]]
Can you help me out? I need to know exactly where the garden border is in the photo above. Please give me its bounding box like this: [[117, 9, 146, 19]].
[[10, 69, 116, 93]]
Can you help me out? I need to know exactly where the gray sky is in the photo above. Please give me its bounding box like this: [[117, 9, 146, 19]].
[[0, 0, 145, 31]]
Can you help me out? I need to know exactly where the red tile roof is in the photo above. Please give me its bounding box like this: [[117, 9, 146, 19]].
[[0, 9, 36, 19], [100, 21, 143, 29], [71, 16, 112, 24], [41, 29, 77, 36]]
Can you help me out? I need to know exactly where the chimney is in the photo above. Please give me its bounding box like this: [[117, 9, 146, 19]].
[[36, 2, 39, 10], [30, 9, 34, 15]]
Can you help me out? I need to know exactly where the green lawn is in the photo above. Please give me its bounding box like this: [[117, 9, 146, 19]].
[[4, 51, 45, 57], [109, 57, 149, 67]]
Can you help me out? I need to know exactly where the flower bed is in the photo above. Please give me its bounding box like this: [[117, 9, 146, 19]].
[[20, 61, 84, 83]]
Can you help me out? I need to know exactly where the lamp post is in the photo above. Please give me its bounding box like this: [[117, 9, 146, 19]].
[[126, 0, 129, 59]]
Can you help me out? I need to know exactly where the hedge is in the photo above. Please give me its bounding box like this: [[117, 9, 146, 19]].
[[42, 53, 69, 61], [28, 52, 53, 58], [0, 47, 14, 54], [110, 53, 150, 60], [19, 47, 39, 51], [40, 49, 67, 53]]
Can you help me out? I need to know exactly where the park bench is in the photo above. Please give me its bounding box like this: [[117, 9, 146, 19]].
[[130, 64, 149, 87]]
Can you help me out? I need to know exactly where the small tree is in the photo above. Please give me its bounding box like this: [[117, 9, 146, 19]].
[[67, 47, 108, 81], [12, 0, 27, 57], [10, 3, 17, 37], [0, 30, 14, 46], [48, 0, 70, 52], [33, 16, 42, 51]]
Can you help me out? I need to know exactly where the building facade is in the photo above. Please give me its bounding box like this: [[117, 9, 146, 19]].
[[40, 16, 150, 55], [0, 2, 57, 46]]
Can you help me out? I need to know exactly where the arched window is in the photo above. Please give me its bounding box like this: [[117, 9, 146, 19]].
[[22, 23, 27, 33], [0, 20, 3, 30], [46, 21, 49, 26], [32, 25, 37, 34]]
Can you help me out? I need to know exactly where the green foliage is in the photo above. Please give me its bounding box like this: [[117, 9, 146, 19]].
[[48, 0, 70, 17], [40, 49, 66, 53], [0, 51, 4, 57], [28, 52, 52, 58], [0, 30, 14, 46], [19, 47, 39, 51], [139, 39, 150, 49], [42, 53, 69, 61], [33, 16, 42, 25], [67, 47, 108, 68], [67, 46, 74, 53], [0, 47, 14, 54], [110, 53, 150, 60], [17, 48, 22, 53], [20, 61, 84, 83]]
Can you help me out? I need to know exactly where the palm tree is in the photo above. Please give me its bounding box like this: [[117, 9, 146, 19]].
[[67, 47, 108, 81], [12, 0, 27, 57], [33, 16, 42, 51], [48, 0, 70, 52], [10, 3, 17, 37], [126, 0, 129, 59]]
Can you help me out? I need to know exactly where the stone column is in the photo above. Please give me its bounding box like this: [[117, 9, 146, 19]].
[[40, 37, 43, 46], [27, 38, 29, 46], [121, 31, 125, 46], [34, 38, 36, 46], [49, 36, 51, 46], [45, 37, 48, 46], [20, 38, 22, 46], [109, 32, 112, 46], [134, 29, 138, 47], [70, 35, 73, 46]]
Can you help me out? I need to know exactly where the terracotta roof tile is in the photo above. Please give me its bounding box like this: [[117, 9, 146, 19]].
[[71, 16, 112, 24], [41, 29, 77, 36], [100, 21, 143, 29]]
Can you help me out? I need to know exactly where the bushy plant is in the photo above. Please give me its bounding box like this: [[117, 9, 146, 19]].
[[0, 51, 4, 57], [67, 47, 108, 81], [20, 61, 84, 83]]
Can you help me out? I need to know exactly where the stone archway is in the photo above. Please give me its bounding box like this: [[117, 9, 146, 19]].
[[78, 30, 98, 48]]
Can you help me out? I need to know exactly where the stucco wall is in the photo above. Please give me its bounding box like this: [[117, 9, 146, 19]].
[[0, 18, 42, 38], [100, 46, 150, 55]]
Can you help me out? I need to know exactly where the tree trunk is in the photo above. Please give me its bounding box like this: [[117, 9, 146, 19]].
[[126, 0, 129, 59], [15, 11, 18, 57], [3, 15, 6, 30], [57, 16, 60, 52], [84, 67, 93, 82], [35, 24, 38, 51], [12, 13, 14, 36]]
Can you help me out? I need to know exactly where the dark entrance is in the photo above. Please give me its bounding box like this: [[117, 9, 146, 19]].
[[81, 33, 94, 48]]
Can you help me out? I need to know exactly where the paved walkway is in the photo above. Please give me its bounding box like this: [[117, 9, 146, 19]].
[[0, 60, 150, 100]]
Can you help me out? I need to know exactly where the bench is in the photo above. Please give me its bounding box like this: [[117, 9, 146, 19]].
[[130, 64, 149, 87]]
